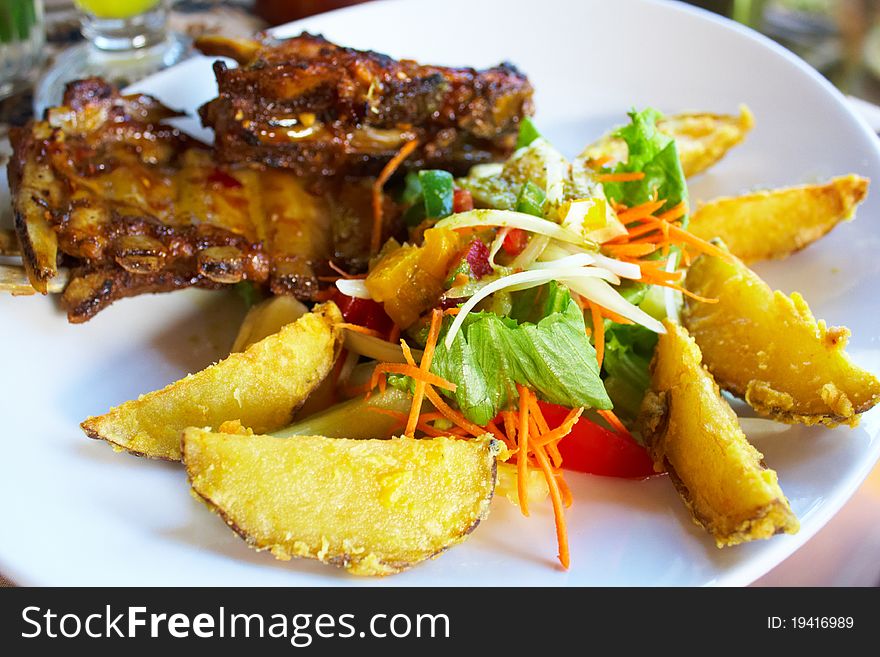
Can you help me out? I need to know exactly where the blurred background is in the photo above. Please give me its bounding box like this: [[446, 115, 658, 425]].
[[1, 0, 879, 586]]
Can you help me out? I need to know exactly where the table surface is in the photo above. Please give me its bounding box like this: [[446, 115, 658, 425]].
[[1, 0, 878, 589]]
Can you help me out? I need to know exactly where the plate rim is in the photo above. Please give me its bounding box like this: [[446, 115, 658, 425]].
[[2, 0, 879, 587]]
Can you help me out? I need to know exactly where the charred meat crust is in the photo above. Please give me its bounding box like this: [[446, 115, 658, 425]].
[[199, 32, 534, 176], [9, 79, 372, 319], [61, 266, 225, 323]]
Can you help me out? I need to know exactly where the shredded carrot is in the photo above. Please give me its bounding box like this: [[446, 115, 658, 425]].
[[532, 407, 583, 447], [400, 339, 416, 365], [502, 410, 519, 450], [371, 139, 419, 255], [617, 221, 668, 241], [546, 441, 563, 469], [595, 171, 645, 183], [587, 154, 613, 168], [444, 307, 461, 316], [516, 384, 531, 517], [603, 242, 659, 258], [525, 393, 550, 436], [615, 199, 666, 224], [371, 362, 457, 392], [655, 200, 689, 223], [337, 322, 384, 337], [588, 301, 605, 369], [404, 309, 442, 436], [649, 220, 734, 261], [597, 409, 630, 436], [531, 442, 570, 569], [423, 386, 486, 437], [636, 267, 683, 285], [681, 247, 693, 267], [647, 279, 719, 303], [555, 472, 573, 508]]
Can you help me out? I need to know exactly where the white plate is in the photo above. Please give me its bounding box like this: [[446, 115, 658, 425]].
[[2, 0, 879, 586]]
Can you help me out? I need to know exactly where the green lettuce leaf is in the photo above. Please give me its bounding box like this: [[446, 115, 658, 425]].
[[601, 322, 658, 425], [431, 284, 611, 425], [601, 108, 688, 220]]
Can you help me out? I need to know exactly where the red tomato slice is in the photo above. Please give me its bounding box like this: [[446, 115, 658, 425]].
[[453, 188, 474, 213], [330, 290, 394, 336], [501, 227, 529, 255], [539, 402, 656, 479]]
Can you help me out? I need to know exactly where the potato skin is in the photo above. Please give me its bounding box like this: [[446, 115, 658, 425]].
[[683, 251, 880, 426], [689, 175, 869, 263], [183, 428, 499, 576], [81, 302, 343, 460], [639, 321, 799, 546]]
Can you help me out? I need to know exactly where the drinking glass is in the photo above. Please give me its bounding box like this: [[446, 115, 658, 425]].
[[33, 0, 189, 114], [0, 0, 45, 100]]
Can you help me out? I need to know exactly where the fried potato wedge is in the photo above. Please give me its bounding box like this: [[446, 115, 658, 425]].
[[230, 294, 309, 353], [579, 106, 754, 178], [82, 302, 343, 460], [689, 175, 869, 263], [683, 250, 880, 426], [183, 428, 499, 576], [639, 321, 799, 546]]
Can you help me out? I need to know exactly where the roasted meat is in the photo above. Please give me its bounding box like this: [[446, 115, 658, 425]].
[[196, 33, 534, 176], [8, 79, 385, 322]]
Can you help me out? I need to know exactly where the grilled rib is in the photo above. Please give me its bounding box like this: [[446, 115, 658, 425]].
[[197, 33, 534, 176], [8, 79, 385, 322]]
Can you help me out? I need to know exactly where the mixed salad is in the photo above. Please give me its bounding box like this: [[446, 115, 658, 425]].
[[305, 108, 731, 568]]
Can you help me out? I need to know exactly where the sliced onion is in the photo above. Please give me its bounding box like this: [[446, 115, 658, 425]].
[[335, 278, 372, 299], [435, 209, 595, 248], [565, 276, 666, 334], [538, 242, 581, 261], [510, 234, 550, 270], [530, 253, 596, 270], [488, 226, 510, 268], [590, 253, 642, 280]]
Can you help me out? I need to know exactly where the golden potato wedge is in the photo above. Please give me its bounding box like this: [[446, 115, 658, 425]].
[[579, 106, 754, 178], [639, 321, 799, 546], [231, 294, 309, 353], [683, 250, 880, 426], [689, 175, 869, 263], [82, 302, 343, 460], [183, 428, 499, 576]]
